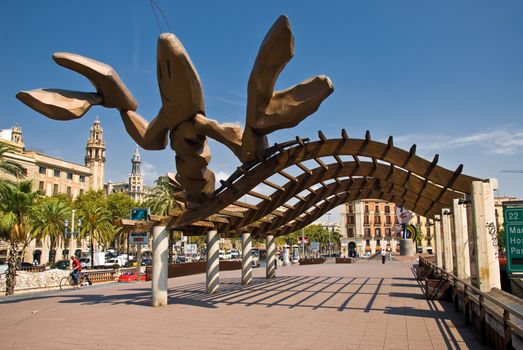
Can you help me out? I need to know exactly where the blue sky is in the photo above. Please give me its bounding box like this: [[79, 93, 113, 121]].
[[1, 1, 522, 222]]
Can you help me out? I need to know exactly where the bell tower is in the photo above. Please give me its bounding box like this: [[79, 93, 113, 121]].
[[85, 117, 105, 190], [129, 147, 144, 201], [11, 124, 24, 147]]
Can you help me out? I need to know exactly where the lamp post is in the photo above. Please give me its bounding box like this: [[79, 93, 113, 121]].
[[64, 214, 82, 259]]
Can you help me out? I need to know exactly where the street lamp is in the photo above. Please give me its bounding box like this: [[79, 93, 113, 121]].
[[64, 217, 82, 257]]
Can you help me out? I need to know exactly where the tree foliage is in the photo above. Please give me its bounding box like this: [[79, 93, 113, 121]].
[[0, 180, 38, 295], [30, 196, 71, 263]]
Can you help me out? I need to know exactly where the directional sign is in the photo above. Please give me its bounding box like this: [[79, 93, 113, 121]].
[[504, 203, 523, 273], [310, 241, 320, 252]]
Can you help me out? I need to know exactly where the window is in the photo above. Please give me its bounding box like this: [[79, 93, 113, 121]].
[[54, 169, 60, 177], [385, 228, 391, 237], [374, 205, 379, 213], [79, 175, 85, 183], [39, 166, 46, 175], [375, 228, 381, 237], [38, 181, 44, 192], [385, 216, 391, 225], [365, 239, 370, 246], [53, 184, 59, 195], [364, 215, 370, 225], [347, 215, 355, 225], [385, 206, 390, 214], [348, 227, 354, 237], [79, 189, 84, 196], [374, 215, 381, 224], [364, 228, 371, 237], [348, 205, 354, 214], [67, 172, 73, 180], [364, 205, 369, 214], [67, 186, 72, 197], [376, 240, 381, 246], [426, 227, 431, 238]]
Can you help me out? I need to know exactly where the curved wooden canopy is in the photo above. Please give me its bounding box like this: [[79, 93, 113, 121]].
[[168, 130, 481, 238]]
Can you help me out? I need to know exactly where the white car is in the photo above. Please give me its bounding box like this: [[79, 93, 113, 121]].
[[79, 257, 91, 269], [104, 258, 121, 267], [219, 250, 231, 260]]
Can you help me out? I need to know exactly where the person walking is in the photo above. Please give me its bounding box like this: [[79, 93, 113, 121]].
[[381, 249, 387, 264]]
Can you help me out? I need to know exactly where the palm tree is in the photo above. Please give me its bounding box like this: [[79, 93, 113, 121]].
[[79, 204, 115, 267], [143, 175, 183, 215], [31, 197, 71, 264], [0, 180, 37, 295], [0, 144, 26, 179], [143, 175, 183, 263]]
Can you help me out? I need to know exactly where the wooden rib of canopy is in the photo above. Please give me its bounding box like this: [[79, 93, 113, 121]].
[[168, 130, 481, 238]]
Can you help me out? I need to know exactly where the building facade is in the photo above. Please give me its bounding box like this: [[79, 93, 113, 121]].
[[340, 199, 433, 256], [0, 119, 106, 265]]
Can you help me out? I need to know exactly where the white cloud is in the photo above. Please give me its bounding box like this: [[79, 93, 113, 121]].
[[141, 162, 159, 185], [214, 171, 230, 186], [395, 127, 523, 155]]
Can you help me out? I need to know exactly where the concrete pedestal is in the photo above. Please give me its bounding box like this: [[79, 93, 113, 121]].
[[152, 225, 168, 307], [399, 239, 415, 257], [241, 233, 253, 285], [206, 230, 220, 294]]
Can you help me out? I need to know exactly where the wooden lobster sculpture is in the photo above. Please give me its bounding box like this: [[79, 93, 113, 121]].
[[17, 16, 334, 209]]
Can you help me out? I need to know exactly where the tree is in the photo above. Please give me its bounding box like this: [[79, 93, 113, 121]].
[[106, 192, 138, 220], [107, 192, 138, 251], [498, 227, 506, 255], [78, 204, 115, 266], [31, 196, 71, 264], [73, 190, 106, 213], [0, 180, 38, 295], [0, 144, 26, 180], [143, 175, 183, 263]]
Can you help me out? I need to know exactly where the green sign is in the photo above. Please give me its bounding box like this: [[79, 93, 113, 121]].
[[504, 205, 523, 273]]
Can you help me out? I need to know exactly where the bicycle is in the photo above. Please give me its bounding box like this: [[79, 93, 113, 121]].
[[59, 272, 91, 291]]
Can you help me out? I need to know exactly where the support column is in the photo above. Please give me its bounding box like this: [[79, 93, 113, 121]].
[[453, 198, 470, 280], [470, 180, 501, 292], [442, 209, 454, 273], [242, 233, 253, 285], [152, 225, 168, 307], [434, 215, 443, 269], [266, 235, 276, 279], [206, 230, 220, 294]]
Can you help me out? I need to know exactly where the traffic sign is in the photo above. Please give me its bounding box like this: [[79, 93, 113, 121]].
[[298, 236, 309, 244], [504, 203, 523, 273]]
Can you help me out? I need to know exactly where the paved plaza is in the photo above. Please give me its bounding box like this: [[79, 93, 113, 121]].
[[0, 260, 486, 350]]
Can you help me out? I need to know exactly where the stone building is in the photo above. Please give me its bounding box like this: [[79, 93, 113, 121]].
[[0, 118, 106, 264], [340, 199, 433, 256], [105, 147, 147, 201]]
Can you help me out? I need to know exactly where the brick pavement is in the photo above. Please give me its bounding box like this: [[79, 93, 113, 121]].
[[0, 259, 487, 350]]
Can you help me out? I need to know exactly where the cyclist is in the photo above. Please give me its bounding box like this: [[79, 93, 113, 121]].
[[70, 255, 82, 288]]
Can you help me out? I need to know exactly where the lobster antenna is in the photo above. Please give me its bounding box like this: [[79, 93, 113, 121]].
[[149, 0, 172, 33]]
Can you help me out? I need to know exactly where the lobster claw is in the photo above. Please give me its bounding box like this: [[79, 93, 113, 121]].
[[241, 15, 334, 162], [16, 52, 138, 120]]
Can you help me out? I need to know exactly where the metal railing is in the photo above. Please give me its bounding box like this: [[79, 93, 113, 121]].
[[419, 256, 523, 348]]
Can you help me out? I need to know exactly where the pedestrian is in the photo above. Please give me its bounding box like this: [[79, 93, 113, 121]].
[[70, 255, 82, 288], [381, 249, 387, 264], [387, 248, 392, 262]]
